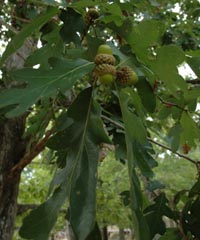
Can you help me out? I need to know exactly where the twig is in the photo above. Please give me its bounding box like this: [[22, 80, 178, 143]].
[[10, 128, 55, 176], [17, 204, 38, 215], [147, 138, 197, 164], [157, 95, 200, 118], [102, 114, 124, 130], [101, 114, 198, 165], [157, 95, 187, 112], [11, 15, 31, 24]]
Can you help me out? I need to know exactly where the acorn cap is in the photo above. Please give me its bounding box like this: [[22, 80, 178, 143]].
[[94, 63, 116, 77], [95, 53, 116, 66]]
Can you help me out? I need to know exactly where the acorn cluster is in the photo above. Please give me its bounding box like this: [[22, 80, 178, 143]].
[[84, 8, 99, 26], [93, 44, 138, 86], [93, 45, 116, 85]]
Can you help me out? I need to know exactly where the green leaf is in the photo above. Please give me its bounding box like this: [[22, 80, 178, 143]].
[[102, 3, 124, 26], [147, 180, 165, 192], [20, 88, 110, 240], [132, 208, 151, 240], [182, 198, 200, 239], [117, 87, 151, 240], [127, 20, 166, 61], [127, 156, 151, 240], [59, 8, 85, 45], [126, 88, 145, 119], [136, 77, 156, 113], [49, 88, 110, 240], [0, 59, 94, 117], [144, 193, 175, 238], [187, 54, 200, 77], [119, 88, 147, 144], [0, 7, 59, 67], [189, 178, 200, 198], [168, 123, 182, 152], [19, 186, 68, 240], [150, 45, 187, 93], [132, 142, 157, 178], [113, 132, 127, 160], [185, 87, 200, 102], [86, 222, 102, 240], [108, 17, 133, 40], [26, 26, 63, 69], [180, 112, 200, 147]]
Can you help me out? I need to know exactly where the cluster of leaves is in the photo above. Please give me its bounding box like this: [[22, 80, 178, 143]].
[[0, 0, 200, 239]]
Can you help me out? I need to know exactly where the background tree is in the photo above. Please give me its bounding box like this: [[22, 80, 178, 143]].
[[0, 0, 200, 240]]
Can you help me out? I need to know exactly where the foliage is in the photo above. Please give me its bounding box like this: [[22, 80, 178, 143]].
[[0, 0, 200, 239]]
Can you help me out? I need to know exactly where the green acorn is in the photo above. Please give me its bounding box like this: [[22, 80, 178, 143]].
[[99, 74, 114, 85]]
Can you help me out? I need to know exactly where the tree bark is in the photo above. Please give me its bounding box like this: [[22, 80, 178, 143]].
[[0, 117, 26, 240], [0, 35, 33, 239]]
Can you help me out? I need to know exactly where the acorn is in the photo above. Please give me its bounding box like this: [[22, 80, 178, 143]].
[[94, 63, 116, 77], [99, 74, 114, 85], [116, 66, 138, 86], [95, 54, 116, 66]]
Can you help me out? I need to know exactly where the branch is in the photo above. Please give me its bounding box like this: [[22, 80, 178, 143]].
[[101, 115, 198, 165], [102, 114, 124, 129], [17, 204, 38, 215], [10, 128, 55, 176], [147, 138, 197, 164]]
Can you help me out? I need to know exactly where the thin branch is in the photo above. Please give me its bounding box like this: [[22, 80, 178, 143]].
[[17, 204, 38, 215], [101, 114, 198, 165], [102, 114, 124, 130], [157, 95, 187, 112], [11, 15, 31, 24], [147, 138, 197, 164], [157, 95, 200, 118], [10, 128, 55, 176]]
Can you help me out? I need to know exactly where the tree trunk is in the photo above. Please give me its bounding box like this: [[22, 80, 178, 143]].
[[0, 36, 33, 239], [0, 117, 26, 240]]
